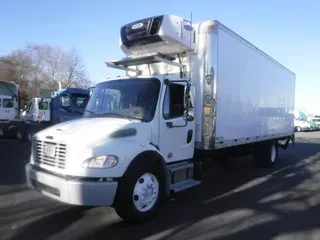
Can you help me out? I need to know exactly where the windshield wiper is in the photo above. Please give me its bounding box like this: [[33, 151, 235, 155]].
[[85, 109, 95, 114], [84, 109, 96, 117], [98, 112, 134, 121]]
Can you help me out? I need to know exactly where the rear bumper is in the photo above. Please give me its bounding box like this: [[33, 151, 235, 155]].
[[26, 163, 118, 206]]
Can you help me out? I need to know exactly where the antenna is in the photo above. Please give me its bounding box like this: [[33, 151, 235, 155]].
[[185, 12, 193, 117], [189, 12, 192, 84]]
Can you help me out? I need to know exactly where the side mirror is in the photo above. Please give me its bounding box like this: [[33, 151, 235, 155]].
[[184, 110, 194, 121], [186, 114, 194, 121], [11, 94, 17, 101]]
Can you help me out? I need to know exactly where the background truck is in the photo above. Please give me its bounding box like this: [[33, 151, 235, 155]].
[[0, 81, 20, 137], [15, 87, 90, 141], [0, 81, 19, 121], [22, 97, 52, 122], [26, 14, 295, 223], [0, 81, 90, 141]]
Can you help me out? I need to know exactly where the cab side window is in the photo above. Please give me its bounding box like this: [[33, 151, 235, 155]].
[[39, 102, 49, 110], [163, 83, 185, 119], [60, 94, 70, 108]]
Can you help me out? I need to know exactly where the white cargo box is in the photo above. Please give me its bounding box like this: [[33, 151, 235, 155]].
[[192, 21, 295, 150]]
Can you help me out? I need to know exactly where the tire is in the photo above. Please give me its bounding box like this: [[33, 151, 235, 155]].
[[253, 141, 278, 168], [16, 125, 33, 142], [114, 160, 165, 223], [25, 131, 33, 142]]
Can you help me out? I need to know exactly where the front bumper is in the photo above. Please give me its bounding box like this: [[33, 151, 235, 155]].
[[26, 163, 118, 206]]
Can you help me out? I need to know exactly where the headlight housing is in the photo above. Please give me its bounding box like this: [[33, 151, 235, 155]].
[[82, 155, 118, 169]]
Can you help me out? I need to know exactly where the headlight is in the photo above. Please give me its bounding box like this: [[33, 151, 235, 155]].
[[82, 155, 118, 168]]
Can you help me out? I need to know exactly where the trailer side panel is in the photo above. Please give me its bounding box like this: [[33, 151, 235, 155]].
[[214, 23, 295, 149]]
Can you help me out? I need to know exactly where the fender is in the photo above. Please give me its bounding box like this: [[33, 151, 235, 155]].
[[123, 147, 170, 197]]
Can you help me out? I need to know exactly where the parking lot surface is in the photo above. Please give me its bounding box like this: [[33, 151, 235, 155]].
[[0, 132, 320, 240]]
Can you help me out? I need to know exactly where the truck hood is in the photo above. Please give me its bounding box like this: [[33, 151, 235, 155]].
[[34, 117, 151, 146]]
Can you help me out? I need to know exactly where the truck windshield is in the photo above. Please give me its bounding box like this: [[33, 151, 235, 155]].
[[71, 93, 89, 109], [85, 78, 161, 122], [3, 99, 14, 108]]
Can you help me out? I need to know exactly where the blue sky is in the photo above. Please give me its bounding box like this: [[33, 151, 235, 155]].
[[0, 0, 319, 113]]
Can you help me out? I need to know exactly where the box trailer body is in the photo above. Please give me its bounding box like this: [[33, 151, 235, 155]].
[[25, 15, 295, 223], [193, 21, 295, 150]]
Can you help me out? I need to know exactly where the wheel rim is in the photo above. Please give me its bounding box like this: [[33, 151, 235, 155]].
[[133, 173, 159, 212], [17, 132, 22, 140], [271, 145, 276, 163]]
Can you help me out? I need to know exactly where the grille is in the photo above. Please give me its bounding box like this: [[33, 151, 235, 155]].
[[35, 140, 67, 169]]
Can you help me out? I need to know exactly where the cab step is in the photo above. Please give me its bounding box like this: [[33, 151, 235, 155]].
[[170, 179, 201, 193], [167, 161, 194, 172], [167, 160, 201, 194]]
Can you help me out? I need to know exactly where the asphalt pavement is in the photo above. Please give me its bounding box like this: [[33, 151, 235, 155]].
[[0, 132, 320, 240]]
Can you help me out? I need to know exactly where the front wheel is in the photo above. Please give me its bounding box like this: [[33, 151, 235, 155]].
[[114, 161, 165, 223]]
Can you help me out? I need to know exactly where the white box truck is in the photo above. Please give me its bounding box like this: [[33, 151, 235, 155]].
[[25, 14, 296, 223], [0, 81, 19, 121]]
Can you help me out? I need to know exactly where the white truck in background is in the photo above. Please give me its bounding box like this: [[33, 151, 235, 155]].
[[26, 14, 295, 223], [0, 81, 19, 137], [0, 81, 19, 121], [22, 97, 51, 122], [311, 115, 320, 129]]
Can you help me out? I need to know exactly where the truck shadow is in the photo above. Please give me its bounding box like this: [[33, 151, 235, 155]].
[[0, 139, 31, 186], [8, 206, 86, 240], [6, 140, 320, 240]]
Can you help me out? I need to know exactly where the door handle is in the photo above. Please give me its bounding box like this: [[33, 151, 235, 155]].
[[187, 130, 193, 143], [166, 122, 173, 128]]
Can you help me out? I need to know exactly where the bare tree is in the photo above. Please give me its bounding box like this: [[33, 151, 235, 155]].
[[0, 43, 92, 100], [0, 51, 34, 102], [0, 50, 33, 85], [61, 48, 91, 88]]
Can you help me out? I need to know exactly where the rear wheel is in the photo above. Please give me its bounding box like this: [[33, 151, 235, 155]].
[[16, 128, 32, 142], [114, 160, 165, 223], [253, 141, 278, 168]]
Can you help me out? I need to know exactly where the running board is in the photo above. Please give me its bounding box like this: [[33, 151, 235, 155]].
[[170, 179, 201, 193], [168, 160, 201, 193], [167, 161, 194, 172]]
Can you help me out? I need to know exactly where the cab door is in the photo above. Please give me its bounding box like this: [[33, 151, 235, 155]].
[[2, 98, 15, 120], [158, 81, 195, 163]]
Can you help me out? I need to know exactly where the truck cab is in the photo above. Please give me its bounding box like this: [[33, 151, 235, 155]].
[[26, 15, 198, 222], [16, 88, 90, 141], [84, 75, 195, 163], [50, 88, 90, 124], [0, 81, 19, 121], [0, 94, 18, 121], [23, 97, 51, 122]]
